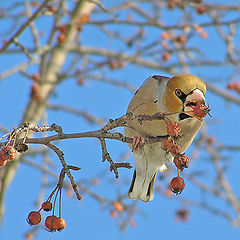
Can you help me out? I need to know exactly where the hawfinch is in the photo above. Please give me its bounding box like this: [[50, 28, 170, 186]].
[[125, 74, 206, 202]]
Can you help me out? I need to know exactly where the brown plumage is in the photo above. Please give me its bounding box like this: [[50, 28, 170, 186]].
[[125, 74, 206, 202]]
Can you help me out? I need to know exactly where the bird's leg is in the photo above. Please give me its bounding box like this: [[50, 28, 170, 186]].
[[132, 136, 145, 152]]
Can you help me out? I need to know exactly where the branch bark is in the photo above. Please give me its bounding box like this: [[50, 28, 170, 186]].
[[0, 0, 96, 221]]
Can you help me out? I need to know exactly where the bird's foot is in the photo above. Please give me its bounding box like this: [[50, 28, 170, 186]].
[[132, 136, 145, 152]]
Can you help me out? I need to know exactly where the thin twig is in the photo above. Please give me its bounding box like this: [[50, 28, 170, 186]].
[[45, 142, 82, 200], [0, 0, 51, 53]]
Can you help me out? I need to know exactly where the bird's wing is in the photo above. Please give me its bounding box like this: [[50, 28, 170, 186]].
[[125, 76, 171, 202], [125, 75, 169, 139]]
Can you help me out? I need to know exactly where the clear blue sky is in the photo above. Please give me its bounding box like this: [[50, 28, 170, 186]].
[[0, 1, 240, 240]]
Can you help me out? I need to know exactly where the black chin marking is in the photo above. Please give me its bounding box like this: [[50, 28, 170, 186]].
[[179, 113, 191, 120]]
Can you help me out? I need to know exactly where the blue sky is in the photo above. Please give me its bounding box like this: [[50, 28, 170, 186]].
[[1, 0, 240, 239]]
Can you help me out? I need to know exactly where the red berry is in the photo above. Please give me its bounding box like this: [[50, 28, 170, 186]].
[[27, 211, 41, 225], [0, 158, 7, 168], [175, 208, 189, 221], [108, 60, 119, 69], [173, 154, 190, 170], [7, 146, 16, 160], [0, 150, 8, 161], [45, 215, 58, 232], [200, 31, 208, 39], [170, 176, 185, 194], [46, 5, 57, 13], [110, 210, 117, 218], [57, 33, 65, 44], [31, 73, 40, 82], [0, 146, 16, 161], [168, 0, 176, 9], [169, 144, 181, 156], [166, 122, 181, 137], [162, 137, 174, 152], [162, 52, 171, 61], [161, 31, 171, 40], [53, 217, 66, 231], [42, 201, 52, 212], [31, 83, 41, 101], [78, 14, 89, 25], [176, 35, 186, 44], [58, 25, 68, 34], [193, 102, 211, 119], [113, 201, 123, 212], [196, 5, 206, 15]]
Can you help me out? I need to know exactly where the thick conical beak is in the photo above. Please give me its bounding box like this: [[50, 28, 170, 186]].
[[184, 89, 205, 117]]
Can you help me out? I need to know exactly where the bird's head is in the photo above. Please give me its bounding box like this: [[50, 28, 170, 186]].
[[163, 74, 206, 120]]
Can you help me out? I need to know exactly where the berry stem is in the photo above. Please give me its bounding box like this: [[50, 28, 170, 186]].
[[47, 185, 58, 202], [6, 129, 14, 146], [53, 188, 60, 216], [59, 189, 62, 218], [0, 132, 10, 141]]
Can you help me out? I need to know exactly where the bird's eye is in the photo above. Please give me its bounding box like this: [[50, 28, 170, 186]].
[[175, 89, 182, 97]]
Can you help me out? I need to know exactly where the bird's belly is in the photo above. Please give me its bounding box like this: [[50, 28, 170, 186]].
[[143, 142, 173, 166]]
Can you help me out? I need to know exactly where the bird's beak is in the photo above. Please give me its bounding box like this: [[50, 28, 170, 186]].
[[184, 89, 205, 118]]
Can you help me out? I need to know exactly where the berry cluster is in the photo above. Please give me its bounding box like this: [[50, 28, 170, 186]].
[[0, 146, 17, 168], [27, 191, 66, 232], [162, 121, 188, 194], [27, 166, 80, 232], [162, 100, 211, 193]]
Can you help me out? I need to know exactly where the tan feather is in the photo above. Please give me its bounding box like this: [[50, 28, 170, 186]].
[[125, 74, 206, 202]]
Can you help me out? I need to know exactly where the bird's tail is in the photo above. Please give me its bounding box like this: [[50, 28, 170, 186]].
[[127, 168, 158, 202], [127, 151, 160, 202], [127, 152, 148, 200]]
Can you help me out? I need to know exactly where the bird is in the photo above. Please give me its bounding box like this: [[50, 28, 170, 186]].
[[124, 74, 206, 202]]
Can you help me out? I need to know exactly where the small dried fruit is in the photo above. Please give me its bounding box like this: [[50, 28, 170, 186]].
[[78, 14, 89, 25], [42, 201, 52, 212], [46, 5, 57, 13], [45, 215, 58, 231], [175, 208, 189, 221], [0, 146, 16, 161], [53, 217, 66, 231], [31, 73, 40, 82], [27, 211, 41, 225], [162, 137, 174, 152], [193, 102, 211, 119], [173, 154, 190, 170], [110, 210, 117, 218], [166, 122, 181, 137], [25, 232, 34, 240], [108, 60, 119, 69], [31, 82, 41, 101], [113, 201, 123, 212], [57, 34, 65, 44], [169, 144, 181, 156], [0, 158, 7, 168], [130, 219, 137, 227], [161, 31, 171, 40], [170, 176, 185, 194], [176, 35, 186, 44], [196, 5, 206, 15], [58, 25, 68, 34], [162, 52, 171, 61], [200, 31, 208, 39], [168, 0, 176, 9]]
